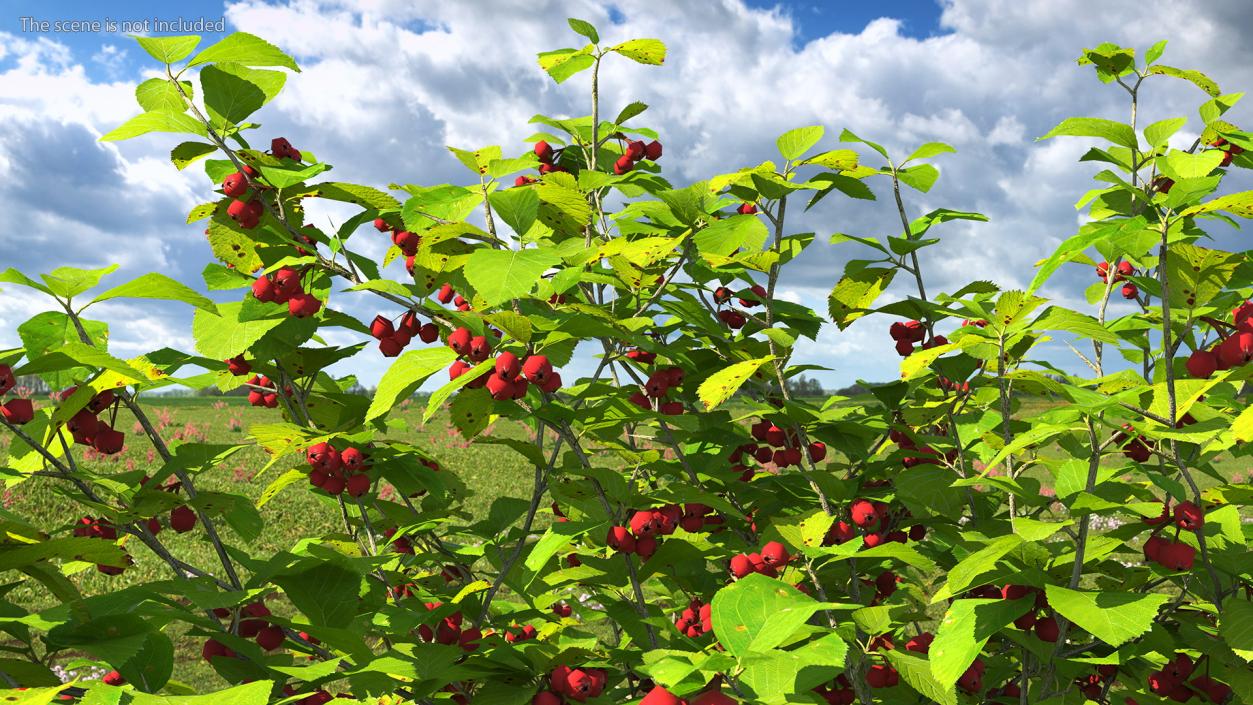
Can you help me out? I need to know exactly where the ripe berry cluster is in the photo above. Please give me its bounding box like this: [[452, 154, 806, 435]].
[[0, 364, 34, 425], [627, 366, 685, 415], [711, 283, 768, 329], [672, 597, 713, 639], [728, 540, 790, 579], [533, 665, 608, 704], [1096, 259, 1141, 299], [1142, 498, 1205, 571], [446, 327, 563, 399], [304, 441, 373, 497], [613, 138, 663, 175], [638, 684, 734, 705], [888, 319, 948, 357], [1186, 300, 1253, 377], [62, 388, 125, 454], [251, 266, 321, 318], [370, 311, 439, 357]]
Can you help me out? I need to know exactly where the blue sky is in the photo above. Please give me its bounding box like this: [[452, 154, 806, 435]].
[[1, 0, 1251, 392]]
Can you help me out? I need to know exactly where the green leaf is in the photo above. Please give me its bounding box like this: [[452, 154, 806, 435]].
[[1039, 117, 1138, 149], [171, 142, 217, 170], [100, 111, 206, 142], [488, 186, 539, 236], [697, 357, 774, 411], [91, 273, 218, 313], [187, 32, 300, 72], [0, 537, 126, 571], [464, 248, 561, 307], [567, 18, 599, 43], [366, 347, 459, 422], [1031, 306, 1118, 343], [615, 101, 648, 124], [710, 573, 822, 658], [41, 265, 118, 298], [191, 301, 286, 360], [897, 163, 939, 193], [423, 359, 492, 422], [450, 386, 494, 439], [1145, 39, 1167, 65], [1165, 243, 1243, 313], [0, 268, 54, 295], [135, 78, 190, 113], [738, 632, 846, 700], [1147, 64, 1220, 96], [1181, 190, 1253, 219], [1044, 585, 1168, 647], [884, 650, 957, 705], [1221, 598, 1253, 661], [777, 126, 824, 161], [295, 182, 401, 211], [207, 221, 262, 273], [200, 63, 285, 126], [18, 311, 107, 358], [128, 680, 271, 705], [1027, 217, 1150, 294], [905, 142, 956, 163], [524, 520, 601, 573], [1160, 149, 1225, 180], [1144, 117, 1187, 147], [839, 128, 889, 160], [935, 535, 1023, 603], [537, 48, 595, 84], [800, 149, 859, 172], [273, 563, 361, 628], [896, 465, 965, 520], [693, 214, 768, 258], [827, 267, 895, 329], [930, 598, 1032, 687], [133, 35, 201, 64], [610, 38, 666, 65]]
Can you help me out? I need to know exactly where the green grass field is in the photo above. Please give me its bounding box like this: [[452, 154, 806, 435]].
[[0, 395, 1244, 690]]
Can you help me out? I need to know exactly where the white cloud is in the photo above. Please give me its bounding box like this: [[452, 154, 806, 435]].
[[1, 0, 1251, 391]]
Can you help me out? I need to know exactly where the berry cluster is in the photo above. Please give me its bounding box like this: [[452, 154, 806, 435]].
[[729, 540, 790, 579], [712, 283, 768, 329], [436, 283, 473, 312], [1142, 499, 1204, 570], [825, 497, 926, 549], [672, 597, 713, 639], [1113, 423, 1153, 463], [416, 602, 481, 651], [533, 665, 608, 704], [370, 311, 439, 357], [63, 388, 125, 454], [627, 366, 684, 415], [740, 419, 826, 469], [533, 140, 572, 176], [0, 364, 33, 425], [606, 505, 689, 559], [1186, 300, 1253, 377], [251, 266, 322, 318], [614, 138, 663, 175], [889, 319, 947, 357], [1141, 653, 1231, 703], [242, 375, 284, 408], [1096, 259, 1140, 299], [304, 441, 373, 497], [639, 684, 734, 705]]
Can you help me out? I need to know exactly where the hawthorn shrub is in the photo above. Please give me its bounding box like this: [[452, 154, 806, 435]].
[[0, 23, 1250, 705]]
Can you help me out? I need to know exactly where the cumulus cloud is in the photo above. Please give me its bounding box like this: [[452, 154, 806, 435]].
[[1, 0, 1251, 390]]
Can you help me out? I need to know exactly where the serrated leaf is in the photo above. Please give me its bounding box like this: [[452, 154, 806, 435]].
[[450, 386, 494, 439], [885, 650, 957, 705], [697, 357, 773, 411], [776, 126, 824, 161], [366, 347, 459, 422], [567, 18, 599, 43], [424, 359, 492, 422], [133, 34, 201, 64], [905, 142, 956, 162], [1222, 599, 1253, 661], [187, 31, 300, 71], [827, 267, 895, 329], [273, 563, 360, 627], [201, 63, 285, 127], [1144, 117, 1187, 147], [537, 48, 595, 84], [710, 573, 822, 658], [897, 163, 939, 192], [206, 220, 262, 273], [1181, 190, 1253, 219], [935, 535, 1023, 602], [930, 598, 1032, 687], [172, 142, 216, 170], [615, 101, 648, 124], [1039, 117, 1138, 149], [1031, 306, 1118, 343], [135, 78, 190, 112], [191, 301, 285, 360], [100, 111, 206, 142], [693, 214, 768, 258], [1044, 585, 1168, 647], [488, 186, 539, 236], [464, 248, 561, 307], [90, 272, 218, 313], [610, 38, 666, 65], [40, 265, 118, 298], [1147, 64, 1220, 96]]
